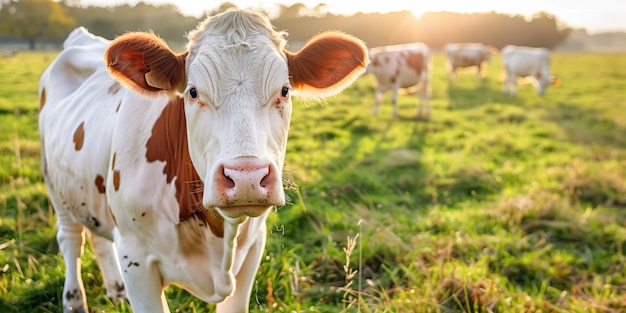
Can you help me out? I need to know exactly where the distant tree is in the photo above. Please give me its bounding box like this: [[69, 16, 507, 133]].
[[311, 3, 329, 17], [61, 0, 81, 7], [278, 3, 309, 18], [0, 0, 75, 49], [64, 3, 200, 47], [206, 2, 239, 16]]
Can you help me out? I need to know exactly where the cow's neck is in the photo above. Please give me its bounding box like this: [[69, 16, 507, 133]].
[[145, 97, 225, 237]]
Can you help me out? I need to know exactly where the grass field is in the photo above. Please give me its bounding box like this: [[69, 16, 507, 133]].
[[0, 50, 625, 313]]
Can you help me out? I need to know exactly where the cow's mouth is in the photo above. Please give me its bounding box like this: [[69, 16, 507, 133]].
[[216, 205, 272, 219]]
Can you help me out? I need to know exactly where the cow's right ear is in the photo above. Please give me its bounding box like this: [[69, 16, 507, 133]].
[[105, 32, 187, 96]]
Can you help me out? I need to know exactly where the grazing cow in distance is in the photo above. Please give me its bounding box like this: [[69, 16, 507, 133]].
[[3, 50, 17, 58], [38, 9, 368, 313], [444, 43, 493, 80], [366, 42, 432, 118], [501, 45, 560, 96]]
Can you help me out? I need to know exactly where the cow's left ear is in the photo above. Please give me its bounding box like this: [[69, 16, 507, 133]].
[[105, 32, 187, 95], [285, 31, 368, 100]]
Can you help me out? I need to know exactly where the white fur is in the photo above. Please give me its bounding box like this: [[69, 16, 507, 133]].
[[502, 45, 555, 96]]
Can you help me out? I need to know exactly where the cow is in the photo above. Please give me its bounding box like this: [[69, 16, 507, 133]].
[[366, 43, 431, 118], [501, 45, 559, 96], [3, 50, 17, 58], [444, 43, 493, 80], [38, 9, 368, 313]]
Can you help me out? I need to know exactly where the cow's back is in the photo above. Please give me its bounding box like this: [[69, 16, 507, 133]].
[[368, 43, 430, 91], [445, 43, 490, 67], [502, 45, 550, 76], [39, 28, 122, 238]]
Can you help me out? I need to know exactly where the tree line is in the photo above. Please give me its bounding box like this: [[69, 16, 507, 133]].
[[0, 0, 570, 50]]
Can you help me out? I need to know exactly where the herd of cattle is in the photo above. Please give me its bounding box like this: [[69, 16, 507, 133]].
[[37, 9, 560, 313], [367, 41, 560, 117]]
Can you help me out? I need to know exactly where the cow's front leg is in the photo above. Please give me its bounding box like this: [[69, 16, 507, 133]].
[[390, 87, 400, 118], [216, 227, 267, 313], [372, 89, 384, 116], [115, 238, 169, 313], [418, 80, 431, 118], [87, 232, 127, 304]]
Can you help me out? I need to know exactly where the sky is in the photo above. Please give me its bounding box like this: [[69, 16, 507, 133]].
[[81, 0, 626, 34]]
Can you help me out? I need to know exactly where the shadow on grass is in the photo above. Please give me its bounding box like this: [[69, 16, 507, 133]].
[[446, 78, 527, 110]]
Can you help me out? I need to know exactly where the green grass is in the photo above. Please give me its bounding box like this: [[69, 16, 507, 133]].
[[1, 50, 625, 312]]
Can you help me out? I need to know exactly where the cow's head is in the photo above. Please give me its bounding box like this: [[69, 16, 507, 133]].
[[484, 46, 498, 62], [105, 10, 367, 222], [534, 72, 560, 96]]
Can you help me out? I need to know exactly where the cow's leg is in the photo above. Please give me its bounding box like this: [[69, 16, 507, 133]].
[[503, 70, 511, 95], [476, 64, 482, 80], [216, 229, 266, 313], [115, 235, 169, 313], [55, 207, 88, 313], [390, 87, 399, 118], [87, 232, 127, 304], [418, 79, 431, 117], [372, 89, 383, 116], [503, 69, 518, 96], [509, 74, 518, 96]]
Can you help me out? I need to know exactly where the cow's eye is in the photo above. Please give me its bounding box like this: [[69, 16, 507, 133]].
[[189, 87, 198, 99], [281, 86, 289, 97]]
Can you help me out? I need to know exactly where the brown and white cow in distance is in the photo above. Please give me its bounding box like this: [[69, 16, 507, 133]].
[[444, 42, 493, 80], [38, 10, 368, 313], [366, 43, 431, 118], [501, 45, 559, 96]]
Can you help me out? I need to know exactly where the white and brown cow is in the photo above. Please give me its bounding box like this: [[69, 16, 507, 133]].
[[38, 10, 367, 313], [501, 45, 559, 96], [444, 42, 493, 80], [366, 43, 431, 118]]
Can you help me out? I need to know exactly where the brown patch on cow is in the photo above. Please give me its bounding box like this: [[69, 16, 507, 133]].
[[390, 67, 401, 84], [116, 101, 122, 113], [535, 71, 543, 79], [113, 170, 120, 191], [95, 175, 106, 193], [111, 152, 117, 169], [108, 81, 122, 94], [460, 56, 481, 66], [73, 122, 85, 151], [404, 52, 425, 75], [39, 88, 46, 111], [371, 55, 380, 67], [145, 98, 224, 237]]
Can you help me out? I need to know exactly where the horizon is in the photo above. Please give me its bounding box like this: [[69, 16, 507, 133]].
[[79, 0, 626, 34]]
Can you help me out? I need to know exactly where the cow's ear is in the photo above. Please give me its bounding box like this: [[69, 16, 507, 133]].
[[105, 32, 187, 96], [285, 31, 368, 100]]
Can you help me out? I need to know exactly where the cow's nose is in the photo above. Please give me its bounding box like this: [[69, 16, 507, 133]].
[[212, 157, 284, 212]]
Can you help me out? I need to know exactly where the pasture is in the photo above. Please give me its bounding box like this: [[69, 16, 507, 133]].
[[1, 50, 625, 312]]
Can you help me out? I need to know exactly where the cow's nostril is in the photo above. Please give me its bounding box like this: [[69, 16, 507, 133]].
[[211, 158, 284, 208], [223, 176, 235, 189], [259, 165, 276, 190], [217, 165, 236, 189]]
